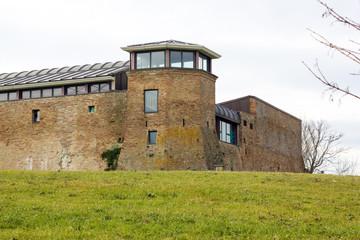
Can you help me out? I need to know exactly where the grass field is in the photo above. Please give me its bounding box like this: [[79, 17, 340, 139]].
[[0, 170, 359, 239]]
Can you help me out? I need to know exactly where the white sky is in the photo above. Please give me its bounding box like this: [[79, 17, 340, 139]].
[[1, 0, 359, 174]]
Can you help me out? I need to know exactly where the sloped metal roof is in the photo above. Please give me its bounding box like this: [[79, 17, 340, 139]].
[[215, 104, 241, 123], [0, 61, 130, 87], [121, 39, 221, 59]]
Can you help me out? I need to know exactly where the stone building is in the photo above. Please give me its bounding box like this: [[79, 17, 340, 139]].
[[0, 40, 304, 172]]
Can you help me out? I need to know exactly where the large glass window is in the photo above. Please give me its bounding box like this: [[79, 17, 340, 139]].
[[219, 120, 236, 144], [151, 51, 165, 68], [136, 51, 165, 69], [136, 52, 150, 69], [144, 90, 158, 113], [66, 85, 86, 95], [170, 51, 194, 68]]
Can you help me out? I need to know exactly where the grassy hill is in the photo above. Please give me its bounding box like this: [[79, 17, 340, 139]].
[[0, 170, 359, 239]]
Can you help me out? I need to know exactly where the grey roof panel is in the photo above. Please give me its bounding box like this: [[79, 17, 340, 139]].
[[0, 61, 130, 88], [215, 104, 241, 123]]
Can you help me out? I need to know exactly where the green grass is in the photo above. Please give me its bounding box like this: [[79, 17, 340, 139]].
[[0, 171, 359, 239]]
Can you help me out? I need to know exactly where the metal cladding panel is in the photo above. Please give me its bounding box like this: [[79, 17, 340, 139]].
[[219, 97, 250, 114], [215, 104, 241, 124], [0, 61, 130, 87]]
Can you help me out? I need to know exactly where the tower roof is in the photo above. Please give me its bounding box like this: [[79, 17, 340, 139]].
[[121, 40, 221, 59]]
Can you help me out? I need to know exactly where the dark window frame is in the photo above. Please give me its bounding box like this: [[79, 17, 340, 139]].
[[170, 50, 195, 69], [32, 109, 40, 123], [135, 51, 165, 70], [199, 53, 210, 72], [148, 131, 157, 145], [218, 119, 237, 145]]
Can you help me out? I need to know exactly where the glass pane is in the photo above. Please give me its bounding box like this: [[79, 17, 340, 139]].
[[170, 51, 181, 68], [199, 56, 203, 70], [8, 92, 17, 100], [203, 58, 208, 71], [221, 121, 226, 141], [151, 51, 165, 68], [90, 84, 99, 93], [136, 52, 150, 69], [42, 88, 52, 97], [226, 123, 230, 134], [100, 83, 110, 92], [22, 91, 30, 99], [148, 131, 157, 144], [0, 93, 7, 101], [183, 52, 194, 68], [67, 86, 76, 95], [77, 85, 86, 94], [226, 134, 230, 143], [145, 90, 158, 113], [53, 87, 62, 96], [31, 89, 41, 98]]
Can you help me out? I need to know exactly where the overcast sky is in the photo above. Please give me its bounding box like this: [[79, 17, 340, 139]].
[[1, 0, 359, 174]]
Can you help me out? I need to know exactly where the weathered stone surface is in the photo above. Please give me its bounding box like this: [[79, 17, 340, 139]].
[[118, 69, 220, 171], [0, 91, 127, 170]]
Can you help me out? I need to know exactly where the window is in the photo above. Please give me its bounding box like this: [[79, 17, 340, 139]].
[[31, 89, 41, 98], [219, 120, 236, 144], [42, 88, 52, 97], [148, 131, 157, 145], [243, 120, 247, 127], [88, 106, 95, 113], [199, 53, 210, 72], [170, 51, 194, 68], [90, 82, 110, 93], [144, 90, 158, 113], [0, 92, 7, 101], [250, 123, 253, 129], [22, 90, 30, 99], [66, 85, 86, 95], [53, 87, 62, 96], [32, 110, 40, 123], [136, 51, 165, 69]]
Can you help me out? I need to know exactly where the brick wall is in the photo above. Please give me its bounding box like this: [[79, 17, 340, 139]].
[[118, 69, 221, 170], [0, 91, 127, 170]]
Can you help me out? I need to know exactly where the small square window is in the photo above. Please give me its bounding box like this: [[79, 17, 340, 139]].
[[88, 106, 95, 113], [148, 131, 157, 145], [32, 110, 40, 123]]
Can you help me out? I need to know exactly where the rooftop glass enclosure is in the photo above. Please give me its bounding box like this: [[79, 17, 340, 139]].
[[121, 40, 221, 73]]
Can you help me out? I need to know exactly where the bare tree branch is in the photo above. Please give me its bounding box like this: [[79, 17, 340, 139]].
[[302, 119, 348, 173], [304, 0, 360, 100]]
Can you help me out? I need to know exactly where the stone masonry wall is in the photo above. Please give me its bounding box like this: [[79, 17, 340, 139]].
[[118, 69, 221, 170], [0, 91, 127, 171], [242, 99, 304, 172]]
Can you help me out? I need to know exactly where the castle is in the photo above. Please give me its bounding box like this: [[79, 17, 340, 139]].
[[0, 40, 304, 172]]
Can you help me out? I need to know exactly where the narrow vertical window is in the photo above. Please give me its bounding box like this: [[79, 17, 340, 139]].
[[148, 131, 157, 145], [144, 90, 158, 113], [32, 110, 40, 123]]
